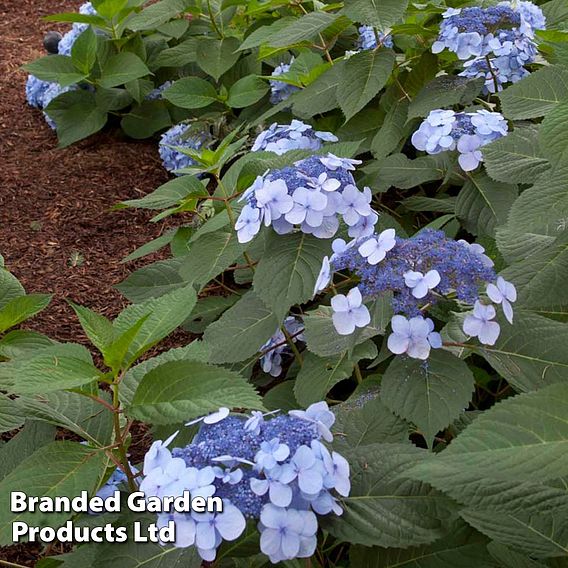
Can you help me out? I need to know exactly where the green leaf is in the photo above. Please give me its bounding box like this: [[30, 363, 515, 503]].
[[540, 100, 568, 168], [24, 55, 86, 87], [113, 285, 198, 362], [482, 125, 550, 184], [122, 176, 206, 210], [338, 49, 395, 121], [152, 38, 198, 68], [349, 521, 494, 567], [476, 310, 568, 391], [461, 509, 568, 558], [291, 62, 343, 118], [409, 383, 568, 487], [202, 291, 279, 364], [268, 12, 340, 47], [253, 232, 330, 321], [455, 171, 518, 237], [342, 0, 409, 30], [0, 294, 51, 334], [19, 391, 114, 446], [408, 76, 483, 119], [227, 75, 269, 108], [0, 394, 25, 434], [183, 295, 239, 334], [100, 52, 151, 88], [120, 342, 210, 407], [117, 258, 185, 303], [179, 230, 248, 289], [163, 77, 218, 109], [71, 26, 97, 74], [129, 360, 263, 424], [303, 300, 389, 358], [499, 65, 568, 119], [381, 349, 475, 445], [488, 542, 556, 567], [332, 393, 409, 453], [127, 0, 192, 31], [0, 441, 105, 544], [371, 99, 409, 159], [0, 268, 25, 309], [94, 0, 128, 18], [121, 100, 172, 139], [294, 341, 377, 406], [263, 381, 299, 412], [45, 90, 107, 147], [324, 444, 453, 548], [368, 153, 446, 190], [95, 87, 133, 112], [196, 37, 241, 81], [69, 302, 114, 354], [4, 344, 101, 394]]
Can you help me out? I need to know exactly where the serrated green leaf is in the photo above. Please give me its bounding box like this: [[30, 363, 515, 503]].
[[342, 0, 409, 30], [268, 12, 339, 47], [196, 37, 241, 81], [227, 75, 269, 108], [163, 77, 218, 109], [0, 294, 51, 334], [24, 55, 87, 87], [127, 0, 192, 31], [100, 52, 150, 88], [129, 359, 263, 423]]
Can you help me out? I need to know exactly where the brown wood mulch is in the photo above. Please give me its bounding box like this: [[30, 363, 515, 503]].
[[0, 1, 194, 565]]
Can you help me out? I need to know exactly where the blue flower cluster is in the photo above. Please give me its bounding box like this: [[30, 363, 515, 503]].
[[357, 25, 394, 50], [411, 109, 508, 171], [140, 403, 349, 563], [58, 2, 98, 56], [259, 316, 304, 377], [146, 81, 174, 101], [26, 76, 75, 129], [433, 3, 545, 92], [314, 229, 517, 358], [235, 153, 378, 243], [158, 123, 212, 174], [269, 59, 300, 104], [252, 120, 338, 155]]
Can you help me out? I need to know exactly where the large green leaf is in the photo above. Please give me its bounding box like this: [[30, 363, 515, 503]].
[[267, 12, 340, 47], [291, 62, 343, 118], [294, 341, 377, 406], [196, 37, 241, 81], [499, 65, 568, 119], [128, 359, 263, 424], [371, 99, 409, 159], [113, 285, 197, 361], [100, 52, 150, 88], [0, 330, 54, 360], [455, 171, 517, 237], [24, 55, 86, 87], [0, 268, 25, 309], [202, 291, 279, 364], [461, 509, 568, 558], [163, 77, 218, 109], [343, 0, 409, 30], [227, 75, 269, 108], [540, 100, 568, 167], [368, 153, 447, 190], [46, 90, 108, 147], [337, 49, 395, 121], [324, 444, 453, 548], [127, 0, 192, 31], [179, 230, 248, 290], [482, 126, 550, 184], [0, 294, 51, 333], [332, 394, 409, 453], [0, 394, 24, 434], [349, 521, 494, 567], [0, 441, 105, 544], [408, 383, 568, 486], [477, 311, 568, 390], [121, 100, 172, 139], [381, 349, 475, 445], [2, 343, 101, 394], [253, 232, 330, 321]]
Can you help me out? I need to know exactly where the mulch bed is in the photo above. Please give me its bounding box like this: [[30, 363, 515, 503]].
[[0, 1, 193, 564]]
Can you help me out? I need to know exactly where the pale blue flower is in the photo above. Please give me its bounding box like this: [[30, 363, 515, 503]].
[[259, 504, 317, 563], [255, 438, 290, 471], [25, 75, 51, 108], [158, 512, 196, 547], [358, 228, 396, 265], [256, 179, 294, 225], [487, 276, 517, 324], [387, 315, 441, 360], [289, 402, 336, 443], [285, 187, 328, 227], [313, 256, 331, 295], [186, 407, 230, 427], [463, 301, 500, 345], [213, 466, 243, 485], [330, 287, 370, 336], [320, 153, 362, 171], [457, 134, 484, 171], [143, 431, 178, 475], [235, 204, 262, 244], [404, 269, 441, 299], [250, 464, 296, 507], [269, 60, 300, 104], [339, 185, 372, 226]]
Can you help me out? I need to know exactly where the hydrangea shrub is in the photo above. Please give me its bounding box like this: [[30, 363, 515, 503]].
[[10, 0, 568, 566]]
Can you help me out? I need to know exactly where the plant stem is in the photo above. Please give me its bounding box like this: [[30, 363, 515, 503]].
[[207, 0, 224, 38], [485, 55, 500, 97], [0, 560, 28, 568], [112, 381, 138, 492], [353, 363, 363, 384]]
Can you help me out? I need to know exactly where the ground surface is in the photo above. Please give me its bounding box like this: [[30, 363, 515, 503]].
[[0, 0, 173, 345], [0, 1, 186, 564]]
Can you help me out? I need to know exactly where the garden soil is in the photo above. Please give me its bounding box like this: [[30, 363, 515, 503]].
[[0, 2, 189, 564]]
